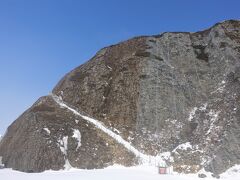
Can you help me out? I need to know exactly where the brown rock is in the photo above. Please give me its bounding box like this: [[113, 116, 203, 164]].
[[0, 20, 240, 174]]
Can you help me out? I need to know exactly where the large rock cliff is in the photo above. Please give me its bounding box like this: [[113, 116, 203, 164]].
[[0, 20, 239, 175]]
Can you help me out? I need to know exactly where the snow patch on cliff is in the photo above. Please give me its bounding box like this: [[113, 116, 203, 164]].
[[188, 103, 208, 121], [188, 107, 197, 121], [43, 128, 51, 135], [58, 136, 72, 170], [173, 142, 192, 152], [72, 129, 81, 150], [58, 136, 68, 155]]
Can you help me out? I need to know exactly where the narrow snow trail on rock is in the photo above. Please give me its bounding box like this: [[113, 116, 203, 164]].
[[50, 94, 166, 166]]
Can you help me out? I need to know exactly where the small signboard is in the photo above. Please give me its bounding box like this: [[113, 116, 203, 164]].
[[158, 166, 167, 174]]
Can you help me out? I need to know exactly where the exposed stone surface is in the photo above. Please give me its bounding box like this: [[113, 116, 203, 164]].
[[0, 96, 137, 172], [198, 173, 207, 178], [0, 20, 239, 174]]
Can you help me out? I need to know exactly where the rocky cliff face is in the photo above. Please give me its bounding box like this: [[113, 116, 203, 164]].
[[0, 20, 239, 175]]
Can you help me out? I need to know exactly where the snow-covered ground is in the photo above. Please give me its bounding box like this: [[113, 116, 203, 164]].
[[0, 165, 240, 180]]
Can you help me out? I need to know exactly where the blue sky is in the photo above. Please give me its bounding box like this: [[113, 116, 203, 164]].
[[0, 0, 239, 134]]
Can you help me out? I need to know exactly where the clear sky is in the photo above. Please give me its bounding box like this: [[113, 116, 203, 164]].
[[0, 0, 239, 134]]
